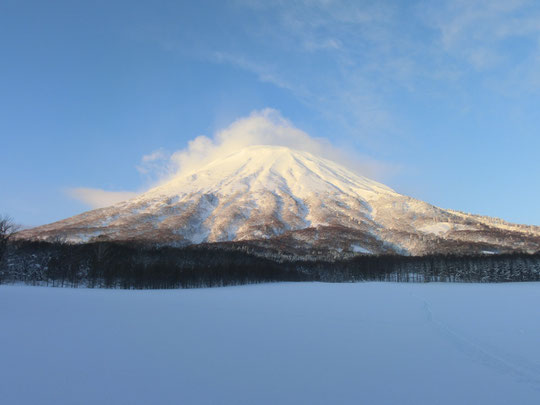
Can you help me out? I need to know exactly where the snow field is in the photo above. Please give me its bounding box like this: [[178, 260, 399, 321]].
[[1, 282, 539, 405]]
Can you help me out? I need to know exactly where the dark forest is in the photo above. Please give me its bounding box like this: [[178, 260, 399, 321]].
[[1, 240, 539, 289]]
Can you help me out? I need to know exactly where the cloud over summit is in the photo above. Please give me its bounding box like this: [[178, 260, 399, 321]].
[[161, 108, 394, 183], [68, 109, 395, 209]]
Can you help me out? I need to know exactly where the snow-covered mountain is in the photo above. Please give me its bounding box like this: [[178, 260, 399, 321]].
[[17, 145, 540, 256]]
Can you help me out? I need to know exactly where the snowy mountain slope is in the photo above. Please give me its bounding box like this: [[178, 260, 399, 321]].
[[16, 145, 540, 256]]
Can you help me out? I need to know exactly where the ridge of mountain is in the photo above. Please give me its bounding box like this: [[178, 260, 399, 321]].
[[16, 145, 540, 257]]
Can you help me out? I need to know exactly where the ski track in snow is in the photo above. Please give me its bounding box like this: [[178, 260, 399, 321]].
[[2, 283, 540, 405], [413, 293, 540, 391]]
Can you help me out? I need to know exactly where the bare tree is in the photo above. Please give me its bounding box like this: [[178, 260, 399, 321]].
[[0, 215, 20, 262]]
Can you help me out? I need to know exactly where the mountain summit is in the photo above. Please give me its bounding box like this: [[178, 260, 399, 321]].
[[17, 145, 540, 256]]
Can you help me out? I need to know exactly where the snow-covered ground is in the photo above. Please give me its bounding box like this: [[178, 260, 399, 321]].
[[1, 282, 539, 405]]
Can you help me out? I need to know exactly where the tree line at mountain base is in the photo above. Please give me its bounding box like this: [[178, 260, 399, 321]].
[[1, 240, 540, 289]]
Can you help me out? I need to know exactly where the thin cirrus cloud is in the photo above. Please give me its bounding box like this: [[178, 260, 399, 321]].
[[209, 0, 540, 123], [423, 0, 540, 70], [66, 188, 139, 209], [67, 109, 397, 209]]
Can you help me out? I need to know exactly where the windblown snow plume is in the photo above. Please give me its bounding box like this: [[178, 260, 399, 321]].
[[150, 109, 394, 184]]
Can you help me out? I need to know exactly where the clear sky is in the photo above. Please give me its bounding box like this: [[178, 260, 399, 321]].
[[1, 0, 539, 227]]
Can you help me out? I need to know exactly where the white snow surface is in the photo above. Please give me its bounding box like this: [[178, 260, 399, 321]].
[[420, 222, 452, 235], [150, 145, 396, 198], [1, 283, 540, 405], [350, 244, 372, 254]]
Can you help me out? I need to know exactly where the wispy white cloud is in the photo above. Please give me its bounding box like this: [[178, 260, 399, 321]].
[[66, 188, 138, 209], [423, 0, 540, 71], [212, 52, 299, 93], [303, 38, 342, 52], [136, 147, 171, 183], [141, 149, 168, 163], [157, 108, 398, 183]]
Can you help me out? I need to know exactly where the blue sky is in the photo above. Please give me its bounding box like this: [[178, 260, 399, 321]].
[[1, 0, 540, 226]]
